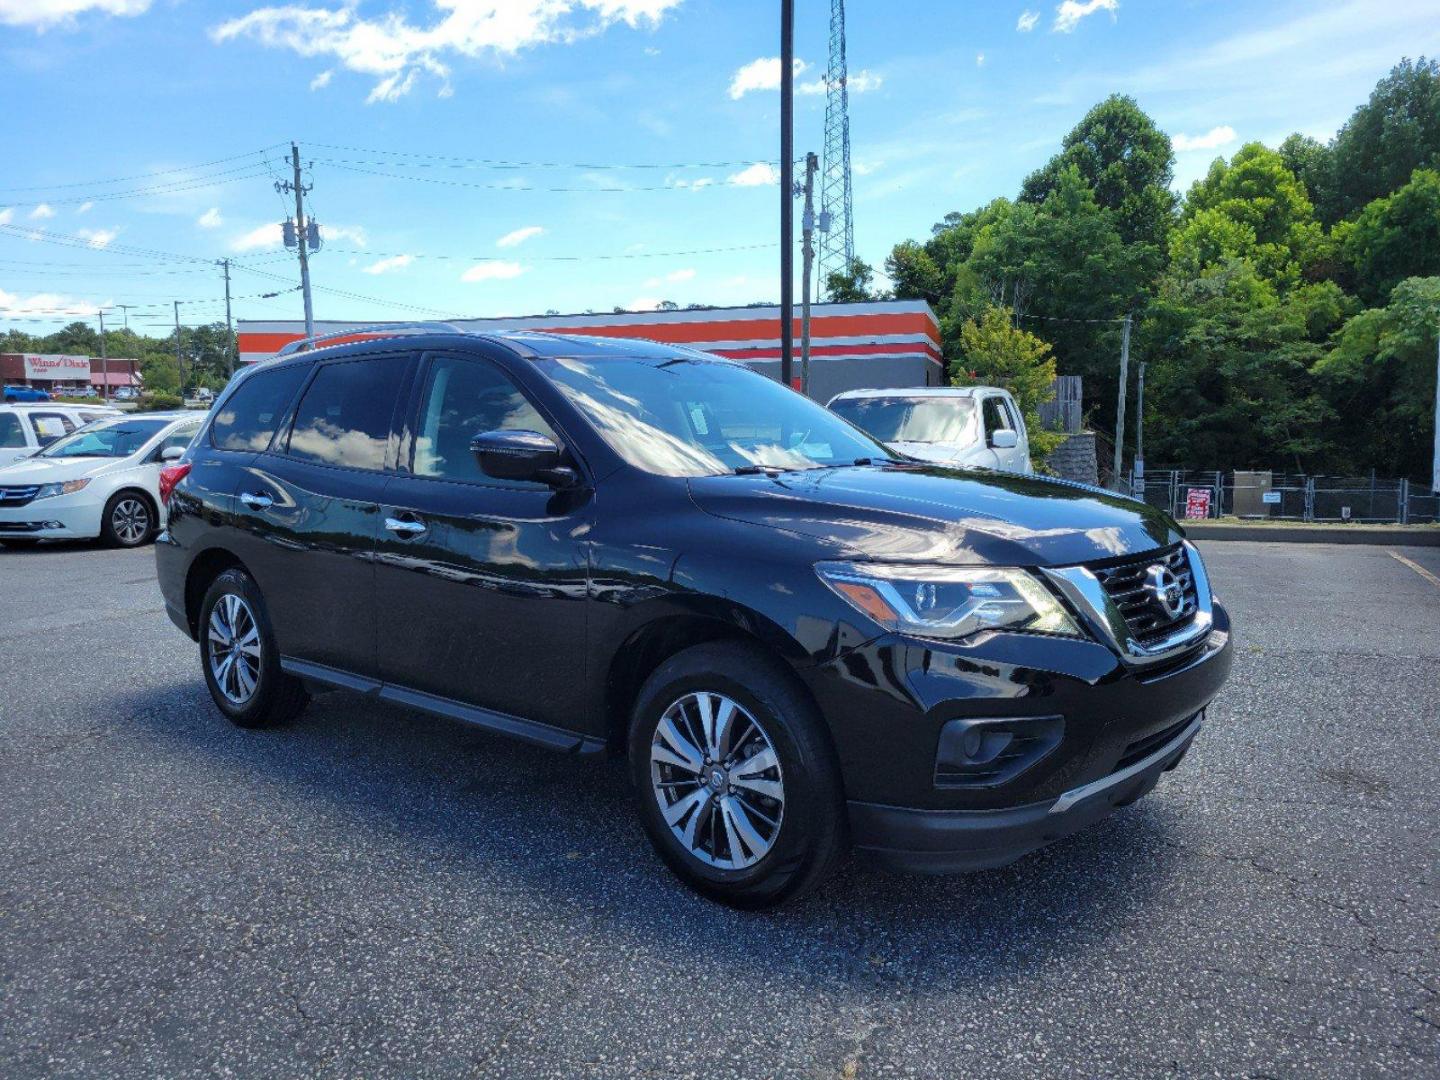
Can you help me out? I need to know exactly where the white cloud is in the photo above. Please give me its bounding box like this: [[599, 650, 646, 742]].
[[309, 68, 333, 90], [644, 268, 695, 287], [0, 284, 98, 316], [232, 222, 281, 251], [1054, 0, 1118, 33], [461, 261, 525, 282], [76, 200, 93, 214], [197, 207, 224, 229], [496, 225, 544, 248], [728, 162, 779, 187], [1172, 125, 1237, 152], [0, 0, 150, 30], [626, 296, 666, 311], [363, 254, 413, 274], [322, 223, 367, 245], [669, 175, 715, 190], [0, 209, 12, 225], [976, 52, 985, 67], [729, 56, 808, 99], [75, 227, 116, 249], [1017, 10, 1039, 32], [29, 203, 55, 220], [212, 0, 683, 104], [796, 67, 882, 97]]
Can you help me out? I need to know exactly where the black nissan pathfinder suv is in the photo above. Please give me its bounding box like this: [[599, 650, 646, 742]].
[[155, 326, 1232, 908]]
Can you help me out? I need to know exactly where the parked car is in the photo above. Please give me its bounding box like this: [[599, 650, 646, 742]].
[[0, 403, 122, 468], [3, 385, 51, 403], [827, 386, 1033, 473], [155, 329, 1231, 907], [112, 386, 140, 402], [0, 411, 201, 548]]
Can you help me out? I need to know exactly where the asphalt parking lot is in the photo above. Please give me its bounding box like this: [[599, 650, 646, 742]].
[[1, 540, 1437, 1078]]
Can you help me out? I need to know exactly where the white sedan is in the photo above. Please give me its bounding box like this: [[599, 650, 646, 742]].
[[0, 412, 202, 549]]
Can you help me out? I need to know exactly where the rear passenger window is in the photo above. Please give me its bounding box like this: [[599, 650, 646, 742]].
[[285, 355, 408, 471], [0, 413, 23, 448], [413, 354, 555, 483], [28, 412, 75, 447], [212, 364, 309, 452]]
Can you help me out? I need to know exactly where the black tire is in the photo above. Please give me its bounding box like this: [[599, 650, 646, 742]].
[[199, 568, 308, 729], [100, 490, 156, 548], [0, 539, 38, 549], [629, 640, 846, 909]]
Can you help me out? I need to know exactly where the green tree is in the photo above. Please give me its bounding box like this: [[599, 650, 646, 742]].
[[1278, 133, 1332, 209], [1340, 168, 1440, 303], [1325, 57, 1440, 223], [1315, 276, 1440, 478], [951, 305, 1064, 460], [824, 258, 884, 303], [1019, 94, 1176, 264]]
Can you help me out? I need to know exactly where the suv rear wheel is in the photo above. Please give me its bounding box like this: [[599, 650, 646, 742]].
[[629, 641, 846, 909], [199, 568, 308, 728]]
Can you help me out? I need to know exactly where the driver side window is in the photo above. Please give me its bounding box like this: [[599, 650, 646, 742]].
[[981, 397, 1011, 442], [412, 355, 556, 484]]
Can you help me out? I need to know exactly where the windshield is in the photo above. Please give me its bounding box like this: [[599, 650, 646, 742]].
[[38, 418, 169, 459], [827, 396, 978, 445], [537, 356, 892, 477]]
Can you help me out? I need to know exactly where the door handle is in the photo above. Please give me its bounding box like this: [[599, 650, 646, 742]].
[[385, 516, 427, 537], [239, 492, 273, 510]]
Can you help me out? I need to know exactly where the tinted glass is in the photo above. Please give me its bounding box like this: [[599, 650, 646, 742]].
[[828, 396, 977, 444], [27, 412, 75, 446], [414, 355, 555, 482], [536, 356, 889, 477], [982, 398, 1010, 436], [159, 424, 201, 454], [212, 364, 309, 452], [286, 355, 408, 471], [38, 418, 168, 458], [0, 412, 23, 448]]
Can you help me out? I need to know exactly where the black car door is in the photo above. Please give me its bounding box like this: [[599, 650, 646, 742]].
[[373, 349, 592, 734], [227, 351, 415, 675]]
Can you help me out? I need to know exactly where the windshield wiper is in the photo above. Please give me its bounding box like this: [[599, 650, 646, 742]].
[[732, 464, 785, 475]]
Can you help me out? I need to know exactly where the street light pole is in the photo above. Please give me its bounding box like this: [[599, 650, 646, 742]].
[[800, 151, 818, 397], [779, 0, 795, 389], [97, 310, 108, 402]]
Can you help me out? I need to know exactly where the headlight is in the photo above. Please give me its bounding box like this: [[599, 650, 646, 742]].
[[34, 478, 91, 500], [816, 561, 1082, 641]]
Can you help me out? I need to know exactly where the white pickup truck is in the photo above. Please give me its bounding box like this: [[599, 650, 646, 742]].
[[826, 386, 1032, 473]]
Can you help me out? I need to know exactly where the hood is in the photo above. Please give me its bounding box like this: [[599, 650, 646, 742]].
[[0, 455, 113, 485], [688, 463, 1180, 567], [888, 440, 984, 466]]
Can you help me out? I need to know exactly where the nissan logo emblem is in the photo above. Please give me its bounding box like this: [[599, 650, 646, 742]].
[[1145, 564, 1185, 619]]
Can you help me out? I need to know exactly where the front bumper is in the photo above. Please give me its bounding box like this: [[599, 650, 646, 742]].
[[0, 499, 104, 539], [849, 710, 1201, 873]]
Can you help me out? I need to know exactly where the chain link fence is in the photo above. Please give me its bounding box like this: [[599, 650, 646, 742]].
[[1136, 470, 1440, 524]]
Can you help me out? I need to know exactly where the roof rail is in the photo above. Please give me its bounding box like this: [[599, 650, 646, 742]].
[[276, 321, 465, 357]]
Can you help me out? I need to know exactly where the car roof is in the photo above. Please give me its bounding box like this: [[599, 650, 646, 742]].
[[828, 386, 1005, 401], [2, 401, 120, 410], [268, 329, 728, 368], [89, 411, 197, 424]]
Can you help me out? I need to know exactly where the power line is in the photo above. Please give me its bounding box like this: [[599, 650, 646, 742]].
[[305, 142, 777, 170], [317, 159, 778, 193], [0, 144, 288, 193], [0, 165, 281, 210], [325, 241, 778, 264]]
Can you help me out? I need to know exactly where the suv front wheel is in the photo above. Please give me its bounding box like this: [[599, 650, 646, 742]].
[[199, 568, 309, 728], [629, 641, 846, 909]]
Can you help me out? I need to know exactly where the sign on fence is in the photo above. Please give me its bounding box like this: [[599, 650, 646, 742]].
[[1184, 489, 1212, 519], [1262, 490, 1281, 505]]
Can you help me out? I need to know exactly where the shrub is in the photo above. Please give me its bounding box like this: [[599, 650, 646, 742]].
[[135, 392, 184, 412]]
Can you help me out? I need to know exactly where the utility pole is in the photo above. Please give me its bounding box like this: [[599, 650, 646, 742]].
[[779, 0, 795, 389], [275, 141, 315, 338], [97, 310, 108, 401], [1112, 313, 1132, 491], [1134, 361, 1147, 496], [800, 151, 818, 397], [219, 258, 235, 379], [173, 301, 185, 395], [1432, 311, 1440, 492], [116, 304, 132, 333]]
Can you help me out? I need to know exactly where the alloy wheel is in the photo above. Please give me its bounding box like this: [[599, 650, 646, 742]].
[[111, 498, 150, 545], [208, 593, 261, 705], [649, 691, 785, 870]]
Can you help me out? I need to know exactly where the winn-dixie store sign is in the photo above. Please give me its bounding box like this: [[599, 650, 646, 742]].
[[23, 354, 91, 380]]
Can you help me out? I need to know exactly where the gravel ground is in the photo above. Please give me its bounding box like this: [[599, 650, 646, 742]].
[[1, 539, 1436, 1078]]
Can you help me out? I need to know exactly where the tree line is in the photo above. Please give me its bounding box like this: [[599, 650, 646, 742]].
[[832, 57, 1440, 480], [0, 322, 236, 396]]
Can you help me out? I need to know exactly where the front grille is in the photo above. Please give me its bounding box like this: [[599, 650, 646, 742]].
[[1091, 544, 1199, 644], [1115, 714, 1196, 772], [0, 485, 41, 508]]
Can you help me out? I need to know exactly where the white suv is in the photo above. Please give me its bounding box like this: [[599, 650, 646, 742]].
[[827, 387, 1033, 473], [0, 403, 122, 468]]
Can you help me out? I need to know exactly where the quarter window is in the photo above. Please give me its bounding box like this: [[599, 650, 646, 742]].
[[27, 412, 75, 447], [0, 412, 23, 449], [212, 364, 310, 452], [413, 355, 556, 483], [285, 355, 409, 471]]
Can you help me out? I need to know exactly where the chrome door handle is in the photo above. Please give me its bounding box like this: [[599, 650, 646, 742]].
[[239, 492, 273, 510], [385, 517, 426, 537]]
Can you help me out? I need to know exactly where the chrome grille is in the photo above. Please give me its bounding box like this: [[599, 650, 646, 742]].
[[1091, 544, 1199, 644], [0, 485, 41, 508]]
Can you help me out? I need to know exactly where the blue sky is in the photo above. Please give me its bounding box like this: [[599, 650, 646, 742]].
[[3, 0, 1439, 335]]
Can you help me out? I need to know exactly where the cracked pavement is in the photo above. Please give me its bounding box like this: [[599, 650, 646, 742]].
[[1, 539, 1437, 1078]]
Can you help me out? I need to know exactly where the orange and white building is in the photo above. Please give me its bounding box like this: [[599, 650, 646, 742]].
[[237, 300, 942, 400]]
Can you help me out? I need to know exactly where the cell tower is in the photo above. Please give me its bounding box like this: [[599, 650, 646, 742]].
[[817, 0, 855, 299]]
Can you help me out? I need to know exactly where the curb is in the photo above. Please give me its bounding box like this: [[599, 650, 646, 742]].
[[1184, 523, 1440, 546]]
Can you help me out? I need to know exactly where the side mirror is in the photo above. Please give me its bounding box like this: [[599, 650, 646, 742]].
[[991, 428, 1019, 450], [470, 429, 577, 487], [160, 445, 185, 462]]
